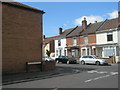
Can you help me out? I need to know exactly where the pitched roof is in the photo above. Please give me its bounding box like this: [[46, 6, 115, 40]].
[[66, 26, 83, 37], [97, 18, 118, 32], [55, 26, 78, 39], [67, 18, 118, 37], [80, 21, 106, 35], [2, 2, 45, 13], [43, 36, 59, 44]]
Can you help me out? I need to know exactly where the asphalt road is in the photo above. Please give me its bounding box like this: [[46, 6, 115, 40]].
[[3, 63, 119, 88]]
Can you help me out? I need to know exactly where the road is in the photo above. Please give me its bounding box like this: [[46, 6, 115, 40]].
[[3, 63, 119, 88]]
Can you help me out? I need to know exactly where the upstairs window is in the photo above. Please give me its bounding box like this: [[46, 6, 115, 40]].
[[84, 36, 88, 44], [107, 32, 113, 41], [58, 40, 61, 46], [73, 37, 77, 45]]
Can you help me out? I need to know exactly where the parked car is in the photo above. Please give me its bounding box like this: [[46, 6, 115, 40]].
[[79, 55, 108, 65], [42, 56, 54, 61], [55, 56, 77, 64]]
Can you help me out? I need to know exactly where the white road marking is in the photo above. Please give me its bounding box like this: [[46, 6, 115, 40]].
[[97, 71, 108, 74], [85, 72, 118, 83], [110, 72, 118, 75], [87, 70, 98, 73], [84, 79, 93, 82], [93, 77, 103, 80], [87, 70, 108, 74]]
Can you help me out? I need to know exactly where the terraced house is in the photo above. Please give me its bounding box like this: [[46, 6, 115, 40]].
[[66, 17, 99, 59], [66, 17, 119, 63], [96, 18, 119, 61], [54, 27, 78, 58]]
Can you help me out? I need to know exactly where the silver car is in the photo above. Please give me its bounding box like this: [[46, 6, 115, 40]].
[[42, 56, 54, 61], [79, 55, 108, 65]]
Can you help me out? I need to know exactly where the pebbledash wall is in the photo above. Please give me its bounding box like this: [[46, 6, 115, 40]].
[[2, 2, 45, 73]]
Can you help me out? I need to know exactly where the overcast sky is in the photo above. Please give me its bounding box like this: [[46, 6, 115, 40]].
[[13, 1, 118, 37]]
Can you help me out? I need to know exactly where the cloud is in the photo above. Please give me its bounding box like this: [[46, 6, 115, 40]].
[[63, 24, 67, 27], [107, 10, 118, 19], [74, 15, 104, 25]]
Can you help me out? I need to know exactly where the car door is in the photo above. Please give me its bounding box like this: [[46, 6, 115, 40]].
[[81, 56, 88, 63], [84, 56, 90, 63], [87, 56, 95, 64], [62, 56, 68, 63], [59, 56, 63, 62]]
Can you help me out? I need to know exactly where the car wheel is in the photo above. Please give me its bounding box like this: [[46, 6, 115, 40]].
[[67, 61, 69, 64], [81, 61, 85, 65], [96, 61, 100, 65]]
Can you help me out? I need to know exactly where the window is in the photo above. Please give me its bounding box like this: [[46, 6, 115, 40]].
[[82, 56, 87, 58], [72, 49, 78, 57], [103, 46, 115, 57], [107, 32, 113, 41], [56, 50, 58, 56], [87, 48, 89, 55], [88, 56, 93, 58], [82, 49, 86, 56], [73, 37, 77, 45], [58, 40, 61, 46], [93, 48, 96, 55], [84, 36, 88, 44], [59, 49, 62, 56], [64, 50, 66, 56]]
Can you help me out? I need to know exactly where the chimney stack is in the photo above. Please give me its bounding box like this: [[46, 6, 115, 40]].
[[43, 35, 45, 39], [59, 27, 62, 35], [118, 11, 120, 28], [82, 17, 87, 30], [95, 21, 97, 23]]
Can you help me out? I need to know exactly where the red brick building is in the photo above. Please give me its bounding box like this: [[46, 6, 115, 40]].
[[2, 2, 45, 73], [66, 18, 106, 60]]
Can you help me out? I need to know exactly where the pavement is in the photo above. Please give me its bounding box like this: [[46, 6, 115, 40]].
[[2, 67, 66, 85], [2, 63, 118, 85]]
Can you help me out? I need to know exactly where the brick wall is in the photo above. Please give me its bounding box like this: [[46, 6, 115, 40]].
[[79, 36, 84, 45], [42, 61, 56, 71], [2, 3, 44, 73], [66, 37, 73, 46], [88, 34, 96, 44]]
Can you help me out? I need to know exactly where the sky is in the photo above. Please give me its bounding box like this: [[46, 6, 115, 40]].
[[13, 1, 118, 37]]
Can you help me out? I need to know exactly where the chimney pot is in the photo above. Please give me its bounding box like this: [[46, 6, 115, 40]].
[[59, 27, 62, 35], [82, 17, 87, 30], [43, 35, 45, 39]]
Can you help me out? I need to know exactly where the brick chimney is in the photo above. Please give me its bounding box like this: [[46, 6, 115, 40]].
[[43, 35, 45, 39], [118, 11, 120, 28], [59, 27, 62, 35], [82, 17, 87, 30]]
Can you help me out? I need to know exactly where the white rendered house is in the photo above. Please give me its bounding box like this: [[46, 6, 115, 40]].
[[96, 18, 120, 63]]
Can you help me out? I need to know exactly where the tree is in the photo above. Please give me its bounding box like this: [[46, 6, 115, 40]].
[[46, 49, 51, 57]]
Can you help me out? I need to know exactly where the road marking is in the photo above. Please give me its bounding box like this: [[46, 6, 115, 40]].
[[87, 70, 108, 74], [97, 71, 108, 74], [84, 72, 118, 83], [87, 70, 98, 73], [110, 72, 118, 75], [84, 79, 93, 82]]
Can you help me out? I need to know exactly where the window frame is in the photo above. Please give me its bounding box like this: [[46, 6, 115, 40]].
[[58, 39, 61, 46], [73, 37, 77, 46], [107, 32, 113, 42]]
